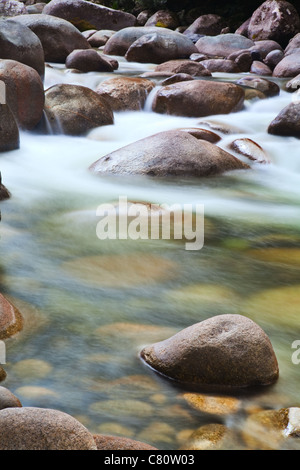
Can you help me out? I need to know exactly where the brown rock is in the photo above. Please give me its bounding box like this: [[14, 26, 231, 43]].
[[0, 387, 22, 410], [236, 76, 280, 97], [0, 293, 24, 339], [44, 84, 114, 136], [175, 127, 221, 143], [87, 30, 115, 47], [0, 407, 97, 450], [250, 40, 283, 59], [1, 18, 44, 78], [152, 80, 245, 118], [285, 32, 300, 55], [11, 14, 91, 63], [154, 59, 210, 77], [0, 59, 44, 130], [161, 73, 195, 85], [242, 409, 288, 450], [144, 10, 179, 30], [227, 138, 271, 164], [89, 129, 249, 178], [0, 105, 20, 152], [250, 61, 272, 76], [248, 0, 300, 47], [273, 53, 300, 77], [95, 77, 155, 111], [65, 49, 114, 72], [93, 434, 157, 450], [264, 49, 284, 69], [140, 314, 279, 391], [0, 368, 6, 382], [200, 59, 241, 73], [285, 74, 300, 91], [268, 101, 300, 137], [0, 173, 11, 200], [43, 0, 136, 32], [181, 424, 237, 450]]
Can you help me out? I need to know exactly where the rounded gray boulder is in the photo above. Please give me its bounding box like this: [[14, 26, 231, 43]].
[[140, 314, 279, 391]]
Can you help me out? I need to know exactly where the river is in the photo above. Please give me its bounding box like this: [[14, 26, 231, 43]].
[[0, 57, 300, 449]]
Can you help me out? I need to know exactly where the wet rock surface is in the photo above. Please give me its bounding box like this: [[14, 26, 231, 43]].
[[140, 314, 279, 391]]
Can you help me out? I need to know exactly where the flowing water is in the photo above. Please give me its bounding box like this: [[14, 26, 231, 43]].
[[0, 57, 300, 449]]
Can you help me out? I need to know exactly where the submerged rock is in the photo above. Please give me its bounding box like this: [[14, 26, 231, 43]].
[[0, 407, 97, 450], [0, 293, 24, 340], [11, 14, 91, 63], [140, 314, 279, 391], [44, 84, 114, 136], [89, 130, 249, 177], [242, 408, 289, 450], [182, 393, 241, 416], [180, 423, 238, 450], [43, 0, 136, 31], [152, 80, 245, 118]]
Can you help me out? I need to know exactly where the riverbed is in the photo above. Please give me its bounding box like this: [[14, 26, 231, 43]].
[[0, 58, 300, 449]]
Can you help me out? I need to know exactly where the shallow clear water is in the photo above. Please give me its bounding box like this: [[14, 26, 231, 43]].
[[0, 59, 300, 449]]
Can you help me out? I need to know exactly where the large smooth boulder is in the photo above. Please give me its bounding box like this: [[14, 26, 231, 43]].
[[285, 33, 300, 55], [0, 60, 44, 130], [152, 80, 245, 118], [0, 407, 97, 450], [0, 0, 27, 16], [248, 0, 300, 47], [95, 77, 155, 111], [10, 14, 91, 63], [0, 19, 44, 78], [0, 105, 20, 152], [89, 129, 249, 178], [44, 84, 114, 136], [0, 293, 24, 340], [125, 31, 198, 64], [140, 314, 279, 391], [103, 26, 197, 57], [195, 33, 254, 58], [268, 102, 300, 137], [43, 0, 136, 31], [273, 53, 300, 77]]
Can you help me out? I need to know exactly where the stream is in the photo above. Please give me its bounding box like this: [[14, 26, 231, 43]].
[[0, 57, 300, 449]]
